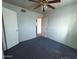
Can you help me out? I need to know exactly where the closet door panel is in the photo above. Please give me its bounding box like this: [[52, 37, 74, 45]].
[[3, 7, 19, 49]]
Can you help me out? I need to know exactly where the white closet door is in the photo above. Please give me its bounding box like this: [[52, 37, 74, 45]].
[[3, 7, 19, 49]]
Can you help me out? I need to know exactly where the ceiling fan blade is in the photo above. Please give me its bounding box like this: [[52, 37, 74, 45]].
[[47, 5, 55, 9], [34, 4, 41, 9], [29, 0, 39, 3], [48, 0, 60, 3]]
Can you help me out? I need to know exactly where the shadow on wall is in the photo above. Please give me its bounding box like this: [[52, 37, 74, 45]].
[[65, 21, 77, 49]]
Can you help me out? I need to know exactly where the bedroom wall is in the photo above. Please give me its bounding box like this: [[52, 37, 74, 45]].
[[3, 2, 42, 42], [46, 2, 77, 49]]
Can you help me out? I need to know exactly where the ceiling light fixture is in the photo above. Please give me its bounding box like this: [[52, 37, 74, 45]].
[[29, 0, 61, 12]]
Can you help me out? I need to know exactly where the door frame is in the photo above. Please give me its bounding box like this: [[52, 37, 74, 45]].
[[36, 17, 43, 37], [2, 15, 7, 50]]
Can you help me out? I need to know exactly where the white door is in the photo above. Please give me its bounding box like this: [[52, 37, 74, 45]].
[[3, 7, 19, 49]]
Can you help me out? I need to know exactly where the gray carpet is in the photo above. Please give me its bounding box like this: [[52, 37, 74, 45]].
[[4, 37, 77, 59]]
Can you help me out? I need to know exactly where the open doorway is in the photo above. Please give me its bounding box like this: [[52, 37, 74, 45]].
[[36, 17, 42, 37]]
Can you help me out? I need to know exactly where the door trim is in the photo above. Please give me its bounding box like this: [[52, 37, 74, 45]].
[[2, 15, 7, 50]]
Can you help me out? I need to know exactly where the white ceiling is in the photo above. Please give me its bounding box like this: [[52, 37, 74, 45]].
[[3, 0, 76, 14]]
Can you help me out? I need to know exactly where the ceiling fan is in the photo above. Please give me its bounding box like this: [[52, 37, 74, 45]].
[[28, 0, 61, 12]]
